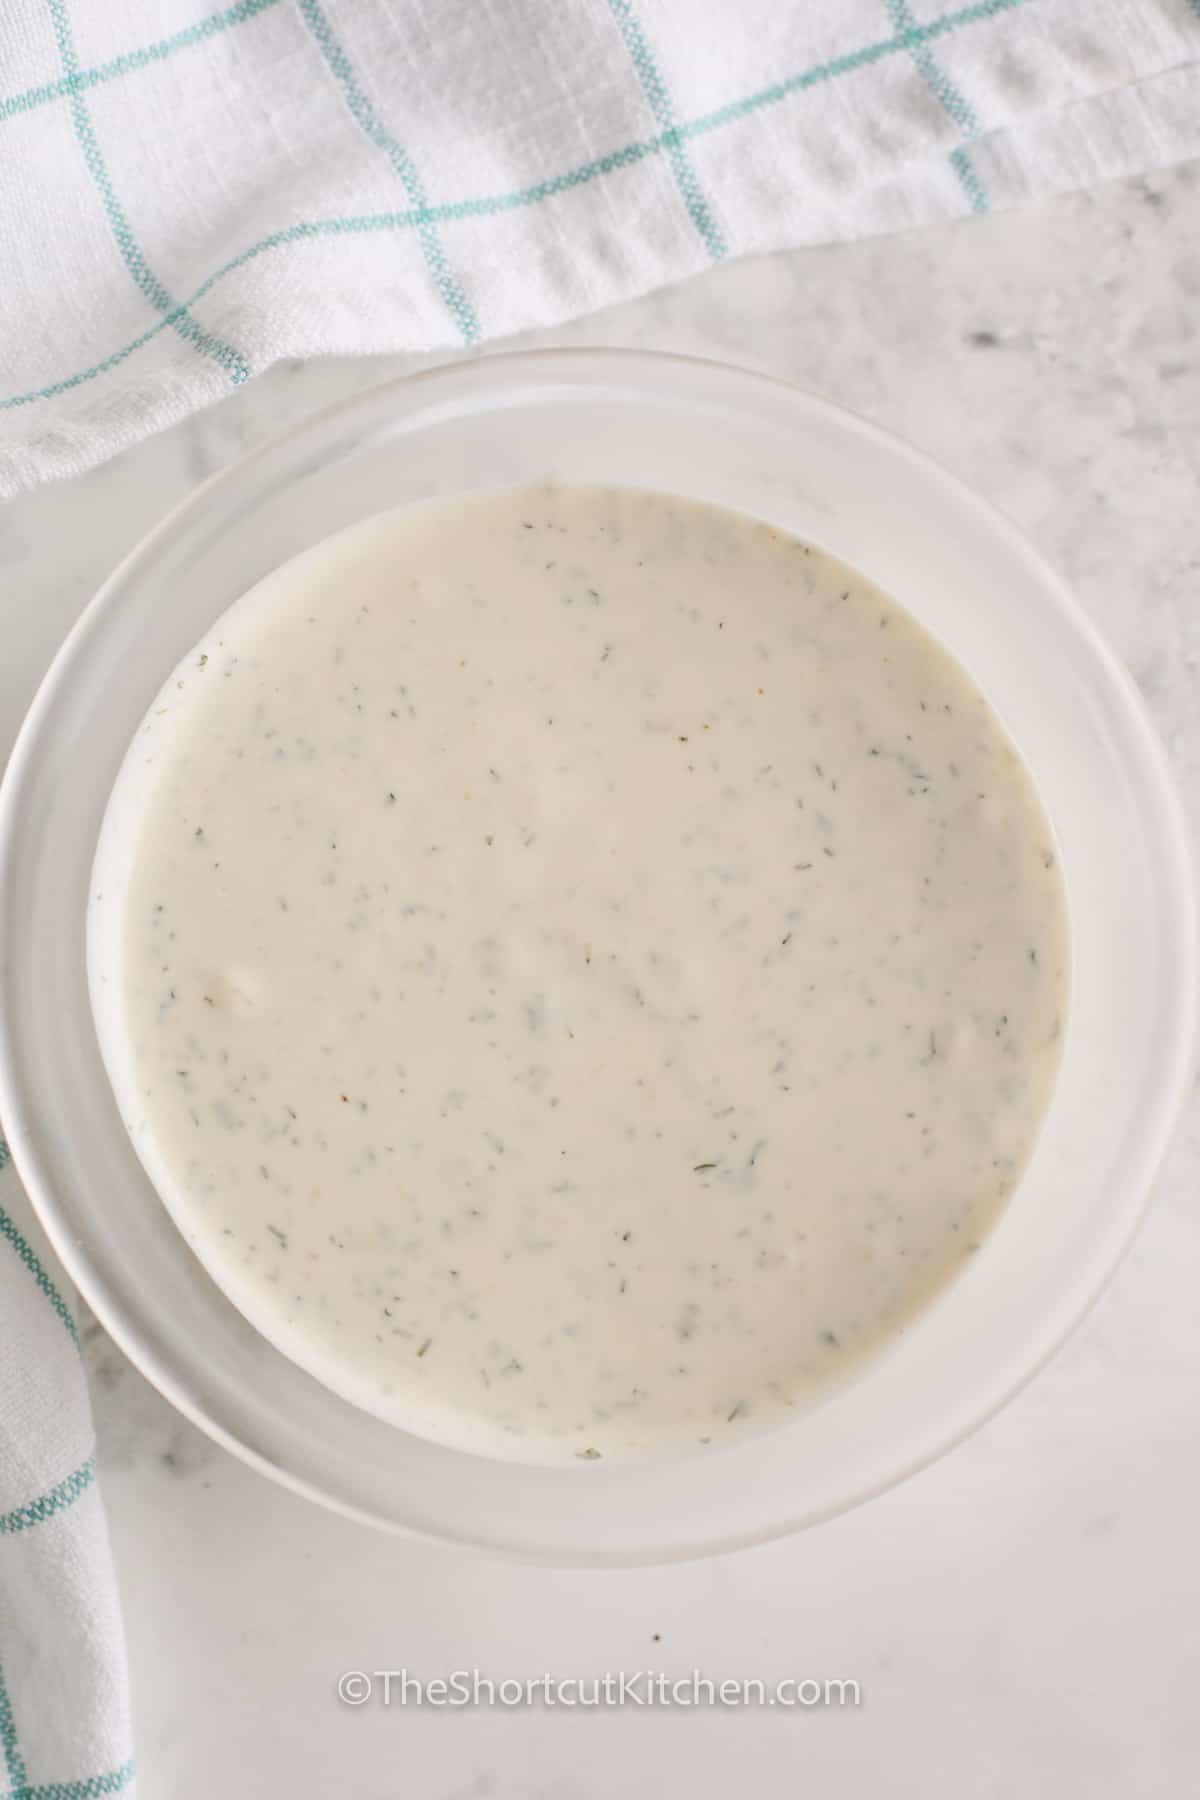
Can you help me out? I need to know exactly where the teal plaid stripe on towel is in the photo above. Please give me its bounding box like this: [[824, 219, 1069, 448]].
[[1, 0, 1199, 493], [0, 1142, 135, 1800]]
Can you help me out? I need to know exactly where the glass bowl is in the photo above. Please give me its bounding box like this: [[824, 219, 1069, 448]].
[[0, 350, 1193, 1563]]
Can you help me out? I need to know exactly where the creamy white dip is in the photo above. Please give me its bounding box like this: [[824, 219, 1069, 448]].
[[89, 486, 1068, 1463]]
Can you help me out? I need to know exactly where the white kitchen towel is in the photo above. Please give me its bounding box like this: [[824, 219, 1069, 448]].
[[0, 1140, 135, 1800], [1, 0, 1198, 494]]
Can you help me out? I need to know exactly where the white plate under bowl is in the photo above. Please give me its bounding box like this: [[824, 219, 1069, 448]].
[[0, 351, 1193, 1563]]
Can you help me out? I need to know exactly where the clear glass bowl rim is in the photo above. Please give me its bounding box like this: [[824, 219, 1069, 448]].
[[0, 347, 1194, 1563]]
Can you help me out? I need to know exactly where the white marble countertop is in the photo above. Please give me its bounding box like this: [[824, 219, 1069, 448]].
[[3, 161, 1198, 1798]]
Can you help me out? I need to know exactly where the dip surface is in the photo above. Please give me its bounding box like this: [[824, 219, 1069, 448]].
[[89, 486, 1068, 1462]]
